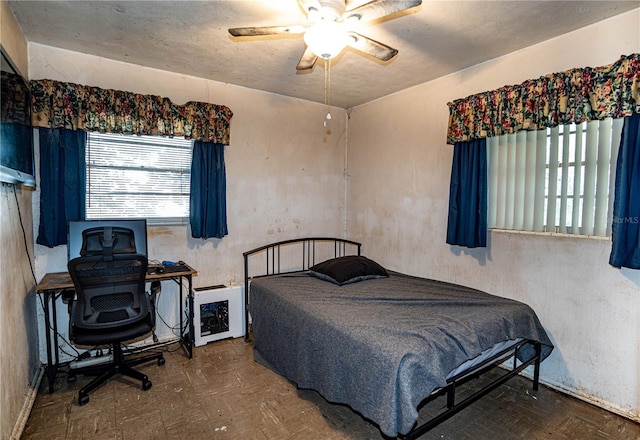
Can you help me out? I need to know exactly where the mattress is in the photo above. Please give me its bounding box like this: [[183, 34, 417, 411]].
[[249, 271, 554, 437], [445, 337, 523, 380]]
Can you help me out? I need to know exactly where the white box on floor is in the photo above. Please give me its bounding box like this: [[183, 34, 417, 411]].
[[193, 285, 244, 346]]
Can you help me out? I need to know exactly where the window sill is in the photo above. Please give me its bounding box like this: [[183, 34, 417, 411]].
[[147, 221, 189, 227], [489, 229, 611, 241]]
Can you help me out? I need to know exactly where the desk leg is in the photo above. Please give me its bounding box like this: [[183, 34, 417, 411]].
[[42, 290, 59, 394], [176, 275, 193, 359], [187, 274, 193, 358], [52, 293, 60, 368]]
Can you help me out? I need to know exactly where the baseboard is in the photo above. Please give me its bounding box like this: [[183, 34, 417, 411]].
[[502, 363, 640, 424], [10, 337, 179, 439], [10, 366, 44, 440], [540, 378, 640, 424]]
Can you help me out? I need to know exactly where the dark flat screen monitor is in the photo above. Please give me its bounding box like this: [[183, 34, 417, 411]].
[[1, 48, 35, 187], [68, 219, 148, 261]]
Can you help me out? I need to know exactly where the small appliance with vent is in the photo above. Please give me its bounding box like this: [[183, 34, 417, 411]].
[[193, 285, 244, 346]]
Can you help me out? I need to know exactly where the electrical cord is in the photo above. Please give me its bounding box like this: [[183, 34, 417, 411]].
[[155, 276, 191, 338], [164, 276, 193, 351], [152, 287, 178, 336], [148, 278, 193, 355], [11, 180, 193, 370], [11, 185, 85, 368], [12, 185, 37, 285]]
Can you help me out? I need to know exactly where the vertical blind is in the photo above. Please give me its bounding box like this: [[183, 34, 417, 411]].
[[86, 132, 193, 223], [487, 118, 623, 237]]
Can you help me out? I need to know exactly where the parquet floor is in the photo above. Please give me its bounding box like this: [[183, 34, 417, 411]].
[[22, 337, 640, 439]]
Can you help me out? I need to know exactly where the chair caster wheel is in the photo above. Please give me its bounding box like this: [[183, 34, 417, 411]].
[[142, 380, 152, 391], [79, 394, 89, 405], [158, 356, 165, 366]]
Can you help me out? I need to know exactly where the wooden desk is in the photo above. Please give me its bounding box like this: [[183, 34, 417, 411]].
[[36, 264, 197, 394]]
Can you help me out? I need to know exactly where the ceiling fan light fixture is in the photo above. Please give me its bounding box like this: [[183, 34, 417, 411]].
[[230, 0, 419, 71], [303, 20, 349, 59]]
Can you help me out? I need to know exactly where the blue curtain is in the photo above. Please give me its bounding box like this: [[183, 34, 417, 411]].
[[190, 141, 228, 239], [609, 113, 640, 269], [37, 128, 86, 247], [446, 138, 487, 248]]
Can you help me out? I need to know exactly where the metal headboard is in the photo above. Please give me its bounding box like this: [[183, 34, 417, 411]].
[[242, 237, 361, 341]]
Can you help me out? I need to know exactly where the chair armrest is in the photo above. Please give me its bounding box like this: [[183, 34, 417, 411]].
[[61, 288, 76, 316], [61, 288, 75, 303]]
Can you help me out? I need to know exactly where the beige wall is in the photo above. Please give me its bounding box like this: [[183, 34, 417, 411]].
[[5, 4, 640, 436], [346, 10, 640, 421], [0, 0, 27, 75], [1, 1, 41, 439], [28, 43, 348, 351]]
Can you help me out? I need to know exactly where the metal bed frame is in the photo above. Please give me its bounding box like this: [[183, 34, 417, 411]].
[[400, 338, 541, 439], [243, 237, 361, 340], [243, 237, 542, 439]]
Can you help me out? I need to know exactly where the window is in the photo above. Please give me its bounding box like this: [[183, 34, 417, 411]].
[[86, 132, 193, 224], [487, 118, 624, 237]]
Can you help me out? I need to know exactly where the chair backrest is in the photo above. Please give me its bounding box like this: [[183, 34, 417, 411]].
[[67, 253, 149, 331], [80, 226, 137, 259]]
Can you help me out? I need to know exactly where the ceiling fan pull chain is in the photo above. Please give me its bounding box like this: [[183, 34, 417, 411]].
[[324, 59, 332, 127]]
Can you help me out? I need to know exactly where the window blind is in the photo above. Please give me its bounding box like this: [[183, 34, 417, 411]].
[[86, 133, 192, 223], [487, 118, 623, 237]]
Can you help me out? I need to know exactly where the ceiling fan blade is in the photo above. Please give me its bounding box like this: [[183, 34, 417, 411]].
[[296, 47, 318, 71], [345, 0, 375, 11], [298, 0, 322, 15], [228, 25, 306, 37], [347, 32, 398, 62], [345, 0, 422, 23]]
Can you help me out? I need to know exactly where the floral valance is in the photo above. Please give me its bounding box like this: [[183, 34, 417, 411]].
[[1, 71, 30, 126], [29, 78, 233, 145], [447, 53, 640, 144]]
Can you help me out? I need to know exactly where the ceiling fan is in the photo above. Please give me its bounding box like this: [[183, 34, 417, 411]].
[[228, 0, 423, 71]]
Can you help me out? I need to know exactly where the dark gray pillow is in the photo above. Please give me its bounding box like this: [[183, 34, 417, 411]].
[[309, 255, 389, 286]]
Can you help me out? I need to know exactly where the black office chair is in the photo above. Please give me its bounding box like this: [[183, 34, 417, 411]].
[[66, 253, 165, 405]]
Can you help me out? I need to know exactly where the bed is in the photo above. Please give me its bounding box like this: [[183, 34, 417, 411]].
[[243, 238, 554, 439]]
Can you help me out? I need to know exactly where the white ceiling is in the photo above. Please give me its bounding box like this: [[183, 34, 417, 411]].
[[9, 0, 639, 109]]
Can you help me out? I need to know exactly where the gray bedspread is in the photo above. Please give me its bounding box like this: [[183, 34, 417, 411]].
[[249, 271, 554, 437]]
